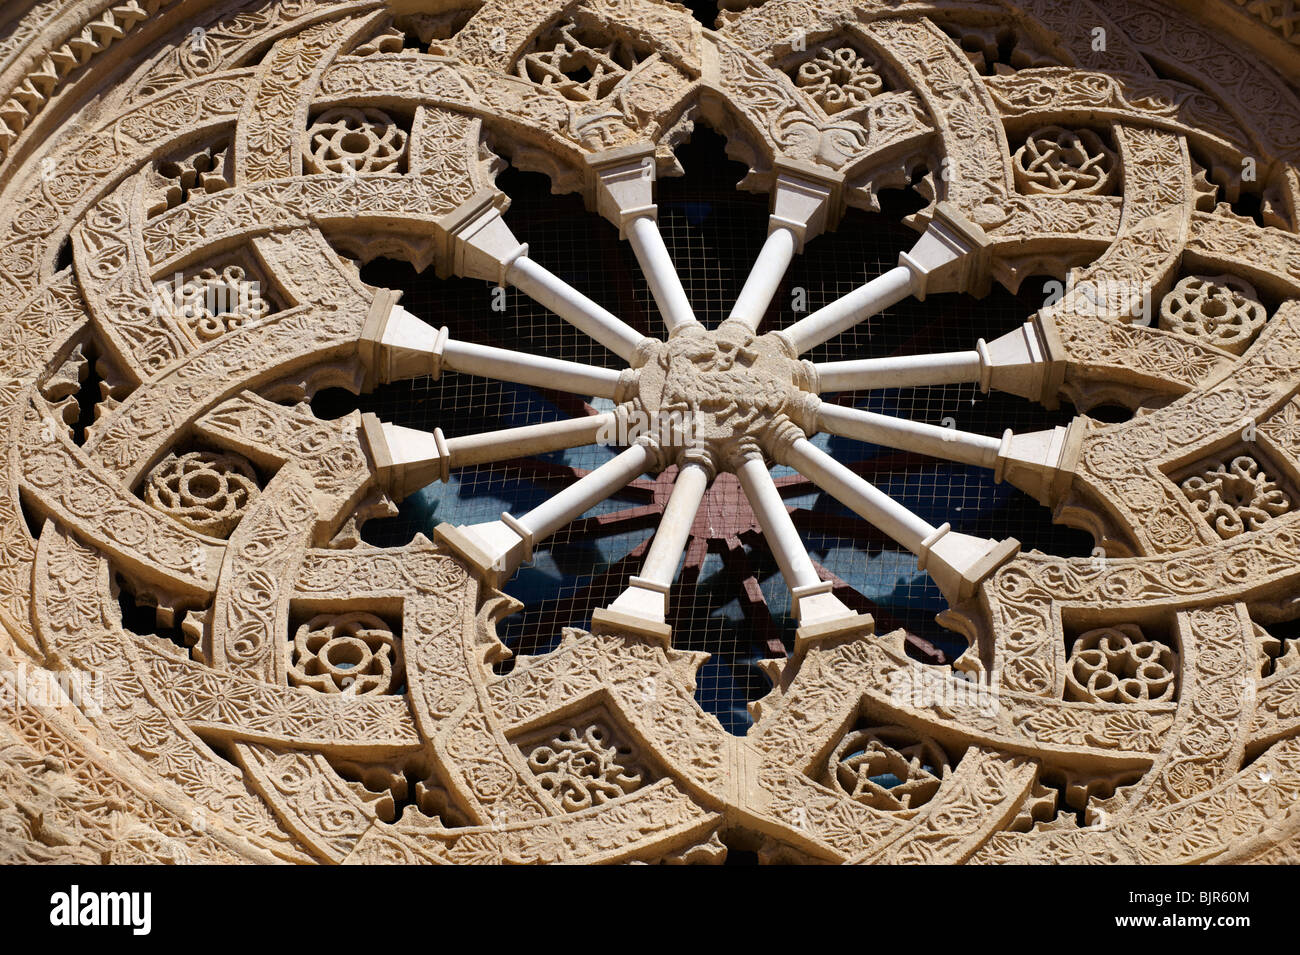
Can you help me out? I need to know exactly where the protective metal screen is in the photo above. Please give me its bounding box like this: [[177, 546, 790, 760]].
[[335, 129, 1092, 734]]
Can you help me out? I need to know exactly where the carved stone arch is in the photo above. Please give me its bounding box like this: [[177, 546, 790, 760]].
[[2, 0, 1300, 867]]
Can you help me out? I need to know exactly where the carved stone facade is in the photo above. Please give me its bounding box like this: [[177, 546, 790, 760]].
[[0, 0, 1298, 865]]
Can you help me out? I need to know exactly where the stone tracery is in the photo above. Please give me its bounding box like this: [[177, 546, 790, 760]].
[[0, 0, 1297, 864]]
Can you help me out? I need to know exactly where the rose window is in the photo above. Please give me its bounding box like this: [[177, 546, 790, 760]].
[[3, 0, 1300, 865]]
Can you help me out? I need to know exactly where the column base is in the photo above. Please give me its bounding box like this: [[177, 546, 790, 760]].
[[361, 414, 448, 500], [769, 159, 845, 250], [592, 577, 673, 646], [589, 607, 673, 646], [979, 317, 1065, 407], [434, 517, 531, 590], [437, 189, 527, 285], [795, 612, 875, 656], [918, 526, 1020, 604], [994, 420, 1084, 506]]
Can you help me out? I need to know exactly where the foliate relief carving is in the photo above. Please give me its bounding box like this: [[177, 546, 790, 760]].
[[828, 726, 950, 812], [1158, 274, 1269, 355], [156, 265, 271, 343], [1, 0, 1299, 866], [305, 107, 410, 175], [1064, 625, 1179, 704], [287, 612, 404, 696], [235, 16, 367, 183], [518, 716, 650, 813], [1179, 453, 1293, 539], [936, 19, 1067, 75], [119, 1, 332, 105], [1013, 126, 1119, 196], [1097, 0, 1300, 158], [144, 141, 231, 218], [791, 45, 884, 114], [1224, 0, 1300, 51], [1261, 396, 1300, 464], [0, 0, 166, 164], [863, 16, 1012, 216], [515, 18, 647, 103], [142, 451, 260, 537], [636, 326, 809, 467]]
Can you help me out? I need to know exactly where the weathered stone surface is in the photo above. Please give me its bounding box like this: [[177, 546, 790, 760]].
[[0, 0, 1298, 865]]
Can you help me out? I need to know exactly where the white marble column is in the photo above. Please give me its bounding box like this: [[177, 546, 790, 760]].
[[505, 256, 646, 362], [436, 441, 657, 587], [591, 460, 710, 642], [585, 141, 700, 336], [726, 163, 843, 333], [734, 455, 870, 639], [777, 201, 993, 354], [814, 348, 983, 392], [817, 403, 1003, 470], [782, 265, 914, 354], [780, 437, 1017, 603], [626, 215, 699, 334], [441, 336, 626, 399], [815, 403, 1081, 506], [727, 226, 799, 332], [362, 412, 623, 500]]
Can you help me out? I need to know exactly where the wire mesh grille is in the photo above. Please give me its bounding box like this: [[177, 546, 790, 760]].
[[340, 128, 1093, 734]]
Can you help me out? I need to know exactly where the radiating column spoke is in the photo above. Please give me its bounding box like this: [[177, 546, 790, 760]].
[[727, 226, 800, 333], [440, 335, 626, 399], [625, 215, 700, 335], [585, 144, 699, 335], [505, 255, 648, 362], [591, 460, 710, 642], [435, 441, 658, 587], [360, 297, 633, 398], [814, 348, 985, 392], [360, 411, 623, 499], [782, 264, 915, 353], [810, 320, 1057, 401], [777, 204, 993, 354], [815, 403, 1079, 505], [780, 436, 1018, 604], [442, 196, 648, 362], [725, 163, 847, 334], [734, 456, 872, 639], [817, 402, 1003, 470]]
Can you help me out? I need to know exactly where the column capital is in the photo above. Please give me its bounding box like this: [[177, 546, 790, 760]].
[[898, 200, 992, 300], [680, 446, 719, 482], [361, 414, 449, 499], [764, 407, 815, 463], [791, 580, 875, 655], [633, 431, 672, 473], [359, 291, 448, 387], [793, 609, 876, 657], [437, 188, 528, 285], [768, 159, 845, 251], [584, 140, 658, 236], [723, 437, 766, 474]]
